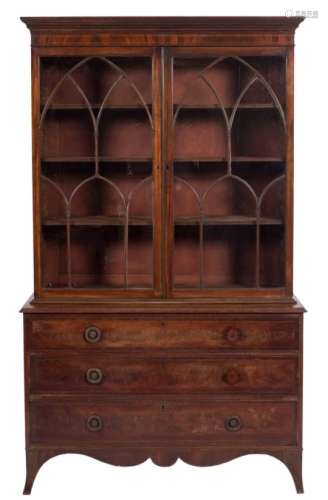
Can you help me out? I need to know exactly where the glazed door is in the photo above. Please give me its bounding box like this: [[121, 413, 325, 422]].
[[37, 48, 162, 297], [164, 48, 289, 297]]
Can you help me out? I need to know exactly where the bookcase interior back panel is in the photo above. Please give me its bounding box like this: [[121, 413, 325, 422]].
[[172, 55, 286, 290]]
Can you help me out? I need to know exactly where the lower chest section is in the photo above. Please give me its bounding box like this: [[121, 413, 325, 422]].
[[24, 314, 302, 448]]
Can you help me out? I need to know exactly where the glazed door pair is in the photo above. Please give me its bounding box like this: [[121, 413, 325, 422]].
[[38, 47, 288, 297]]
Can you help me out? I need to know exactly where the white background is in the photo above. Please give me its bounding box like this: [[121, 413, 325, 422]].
[[0, 1, 326, 499]]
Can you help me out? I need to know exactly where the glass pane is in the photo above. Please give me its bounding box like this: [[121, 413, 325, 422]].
[[39, 56, 154, 290], [172, 55, 286, 290]]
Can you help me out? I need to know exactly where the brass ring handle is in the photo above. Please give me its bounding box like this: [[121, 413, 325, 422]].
[[86, 368, 103, 384], [222, 368, 242, 385], [86, 415, 103, 432], [223, 327, 243, 343], [225, 416, 242, 432], [84, 326, 102, 343]]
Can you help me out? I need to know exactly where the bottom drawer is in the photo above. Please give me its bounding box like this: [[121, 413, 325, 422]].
[[30, 400, 296, 446]]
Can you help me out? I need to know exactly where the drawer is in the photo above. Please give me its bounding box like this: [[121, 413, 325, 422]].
[[30, 400, 296, 446], [28, 317, 298, 350], [30, 355, 297, 394]]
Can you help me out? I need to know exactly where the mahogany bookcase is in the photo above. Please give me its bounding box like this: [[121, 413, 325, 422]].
[[21, 16, 305, 494]]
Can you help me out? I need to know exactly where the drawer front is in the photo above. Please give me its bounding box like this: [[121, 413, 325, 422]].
[[30, 400, 296, 446], [28, 317, 298, 350], [30, 355, 297, 394]]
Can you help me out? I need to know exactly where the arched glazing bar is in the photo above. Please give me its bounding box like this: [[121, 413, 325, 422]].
[[174, 176, 202, 287], [126, 176, 153, 288], [202, 174, 257, 288], [174, 170, 286, 289], [40, 56, 153, 289], [173, 55, 286, 132], [173, 55, 287, 289], [40, 177, 70, 287], [256, 175, 286, 287], [173, 55, 286, 164]]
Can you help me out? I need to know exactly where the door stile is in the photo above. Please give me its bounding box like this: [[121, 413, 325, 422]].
[[162, 48, 174, 297], [152, 47, 164, 297]]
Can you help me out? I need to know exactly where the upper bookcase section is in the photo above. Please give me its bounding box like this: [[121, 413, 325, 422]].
[[21, 16, 304, 48]]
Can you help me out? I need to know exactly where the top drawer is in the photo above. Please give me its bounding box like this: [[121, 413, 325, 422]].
[[27, 317, 298, 350]]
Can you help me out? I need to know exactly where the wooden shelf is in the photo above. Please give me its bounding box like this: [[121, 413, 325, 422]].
[[42, 156, 282, 164], [174, 156, 284, 163], [41, 157, 153, 163], [42, 215, 282, 227], [175, 216, 283, 226], [174, 103, 276, 110], [43, 215, 153, 227]]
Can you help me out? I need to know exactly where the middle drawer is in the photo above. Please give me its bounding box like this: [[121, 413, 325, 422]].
[[30, 354, 297, 395]]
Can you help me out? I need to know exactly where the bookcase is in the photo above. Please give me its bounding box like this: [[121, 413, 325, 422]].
[[21, 17, 305, 494]]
